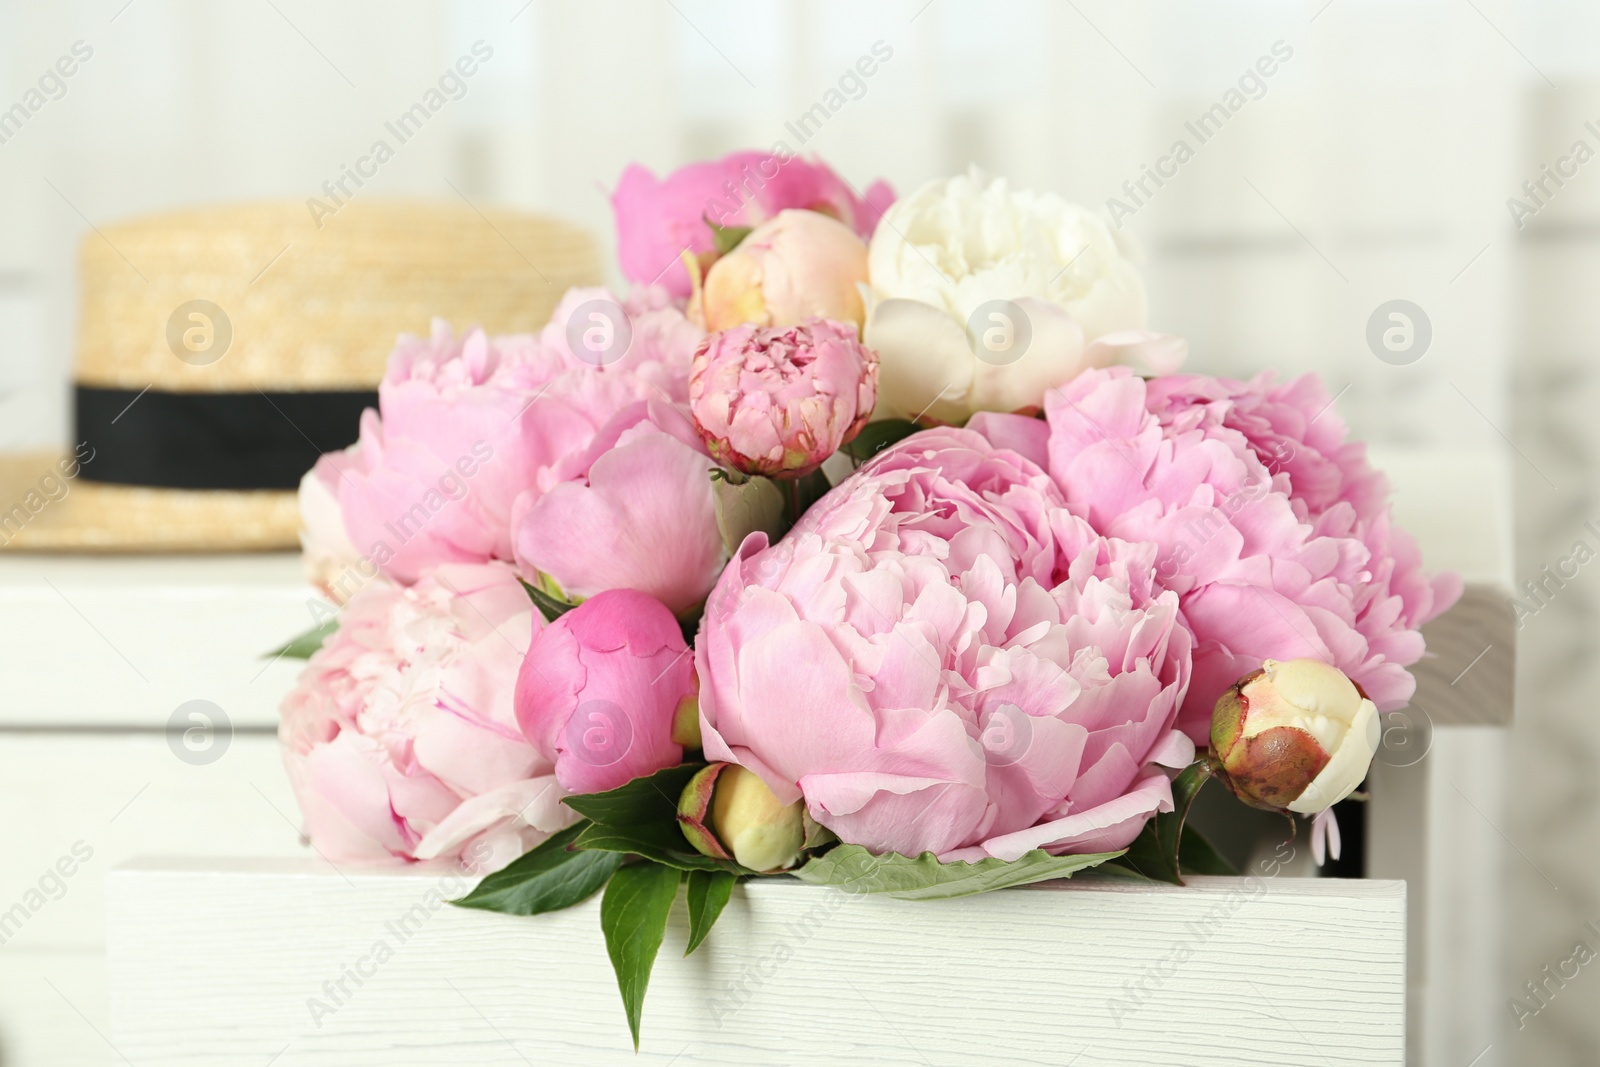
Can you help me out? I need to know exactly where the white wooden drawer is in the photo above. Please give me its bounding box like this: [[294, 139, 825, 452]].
[[1, 734, 301, 952], [107, 861, 1406, 1067], [0, 553, 310, 729]]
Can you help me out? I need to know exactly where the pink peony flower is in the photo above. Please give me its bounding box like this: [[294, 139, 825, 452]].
[[278, 562, 573, 871], [697, 209, 870, 333], [689, 319, 879, 478], [511, 399, 725, 618], [696, 427, 1195, 862], [516, 588, 694, 795], [1040, 367, 1461, 740], [613, 150, 894, 299], [329, 288, 703, 585]]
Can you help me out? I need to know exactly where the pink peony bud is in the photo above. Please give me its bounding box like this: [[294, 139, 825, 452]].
[[689, 319, 879, 478], [1211, 658, 1380, 814], [696, 209, 869, 333], [514, 588, 693, 795], [677, 763, 805, 872]]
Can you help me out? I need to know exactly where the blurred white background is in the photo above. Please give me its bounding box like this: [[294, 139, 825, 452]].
[[0, 0, 1594, 1063]]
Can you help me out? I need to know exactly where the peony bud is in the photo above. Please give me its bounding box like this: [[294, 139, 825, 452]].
[[677, 763, 805, 872], [1211, 658, 1380, 814], [514, 589, 693, 795], [696, 209, 869, 333], [689, 319, 879, 478]]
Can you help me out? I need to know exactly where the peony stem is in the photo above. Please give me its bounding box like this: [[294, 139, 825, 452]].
[[785, 477, 803, 524]]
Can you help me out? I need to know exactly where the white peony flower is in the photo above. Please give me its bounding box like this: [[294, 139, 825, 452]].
[[863, 167, 1183, 423]]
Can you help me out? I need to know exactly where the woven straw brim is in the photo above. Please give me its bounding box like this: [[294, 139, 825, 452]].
[[0, 451, 299, 552], [78, 199, 602, 392]]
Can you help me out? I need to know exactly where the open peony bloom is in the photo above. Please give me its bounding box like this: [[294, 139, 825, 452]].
[[613, 150, 893, 299], [864, 167, 1182, 424], [515, 588, 694, 795], [278, 562, 573, 872], [1035, 366, 1460, 741], [696, 426, 1195, 862], [697, 209, 870, 333], [328, 288, 702, 586], [511, 399, 724, 618], [1211, 658, 1380, 815], [689, 319, 879, 478]]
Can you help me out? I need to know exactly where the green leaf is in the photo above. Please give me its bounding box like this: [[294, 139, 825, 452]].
[[518, 575, 578, 624], [706, 220, 753, 256], [264, 618, 338, 659], [841, 419, 920, 462], [684, 870, 736, 956], [565, 764, 751, 874], [573, 821, 748, 874], [600, 862, 682, 1050], [711, 472, 788, 556], [450, 822, 622, 915], [1110, 823, 1181, 885], [792, 844, 1123, 900], [801, 810, 837, 852], [1076, 860, 1162, 885], [1176, 823, 1239, 877], [564, 763, 704, 827], [1109, 760, 1217, 885]]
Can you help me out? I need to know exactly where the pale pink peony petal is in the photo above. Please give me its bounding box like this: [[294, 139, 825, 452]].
[[1044, 367, 1459, 739], [278, 562, 559, 868], [514, 417, 723, 618], [696, 427, 1192, 859], [327, 296, 702, 586], [412, 776, 577, 870]]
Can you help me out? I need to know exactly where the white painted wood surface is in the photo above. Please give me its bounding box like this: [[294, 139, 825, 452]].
[[0, 550, 306, 1064], [0, 552, 308, 728], [107, 859, 1405, 1067], [1373, 444, 1514, 727], [0, 735, 303, 951], [0, 736, 304, 1067], [1369, 728, 1506, 1067]]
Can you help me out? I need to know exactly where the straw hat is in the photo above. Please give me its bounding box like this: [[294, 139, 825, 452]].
[[0, 198, 601, 551]]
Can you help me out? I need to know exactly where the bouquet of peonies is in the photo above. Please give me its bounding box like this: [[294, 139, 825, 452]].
[[278, 150, 1460, 1048]]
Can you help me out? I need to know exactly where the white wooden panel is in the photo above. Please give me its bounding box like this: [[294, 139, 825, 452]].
[[0, 734, 302, 952], [107, 860, 1406, 1067], [1373, 444, 1515, 728], [0, 553, 309, 728]]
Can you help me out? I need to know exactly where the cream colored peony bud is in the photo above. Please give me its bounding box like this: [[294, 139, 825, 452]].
[[1211, 658, 1380, 815], [676, 763, 805, 872], [696, 209, 868, 333]]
